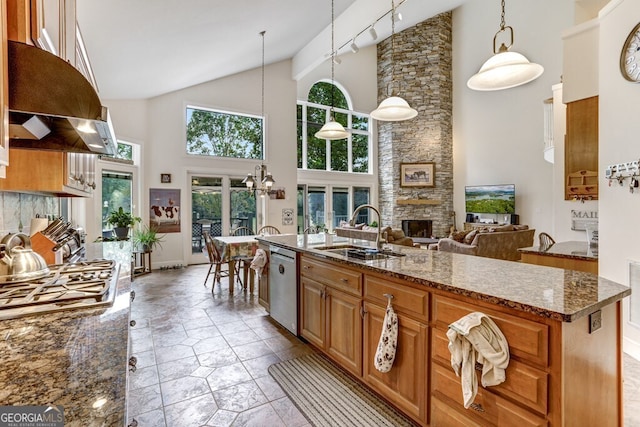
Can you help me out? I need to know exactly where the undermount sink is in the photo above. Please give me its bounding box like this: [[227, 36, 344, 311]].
[[317, 245, 406, 260]]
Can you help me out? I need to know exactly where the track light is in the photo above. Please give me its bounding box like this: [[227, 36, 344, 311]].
[[333, 55, 341, 65], [350, 38, 359, 53], [369, 24, 377, 40], [395, 11, 402, 21]]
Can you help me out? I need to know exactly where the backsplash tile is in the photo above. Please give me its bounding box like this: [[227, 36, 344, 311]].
[[0, 192, 60, 235]]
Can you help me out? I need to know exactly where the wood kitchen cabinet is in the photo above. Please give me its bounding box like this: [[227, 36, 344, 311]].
[[0, 148, 96, 196], [1, 0, 9, 174], [299, 255, 363, 377], [565, 96, 598, 200], [363, 275, 429, 425]]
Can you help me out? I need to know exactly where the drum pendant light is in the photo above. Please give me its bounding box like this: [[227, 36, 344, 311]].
[[370, 0, 417, 122], [467, 0, 544, 91], [315, 0, 349, 140]]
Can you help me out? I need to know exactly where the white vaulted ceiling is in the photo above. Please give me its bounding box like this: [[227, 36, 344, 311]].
[[76, 0, 467, 100]]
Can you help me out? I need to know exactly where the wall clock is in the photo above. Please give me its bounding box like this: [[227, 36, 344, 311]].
[[620, 22, 640, 82]]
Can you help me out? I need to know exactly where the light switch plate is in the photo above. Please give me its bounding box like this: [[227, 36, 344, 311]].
[[589, 310, 602, 333]]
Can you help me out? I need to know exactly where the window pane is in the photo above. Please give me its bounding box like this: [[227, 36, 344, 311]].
[[186, 107, 263, 159], [307, 106, 325, 128], [352, 133, 369, 173], [352, 114, 369, 131], [230, 179, 256, 233], [332, 187, 349, 228], [116, 142, 133, 160], [309, 82, 348, 109], [308, 187, 326, 230], [307, 129, 326, 170], [297, 105, 303, 168], [191, 176, 222, 252], [333, 111, 348, 128], [330, 139, 348, 172], [102, 172, 133, 238], [353, 187, 370, 224]]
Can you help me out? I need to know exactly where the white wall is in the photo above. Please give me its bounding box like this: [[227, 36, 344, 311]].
[[452, 0, 574, 235], [598, 0, 640, 358]]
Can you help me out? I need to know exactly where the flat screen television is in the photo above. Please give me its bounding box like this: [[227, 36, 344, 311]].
[[465, 184, 515, 214]]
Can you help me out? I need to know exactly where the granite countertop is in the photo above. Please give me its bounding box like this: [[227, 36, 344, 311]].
[[258, 234, 630, 323], [518, 240, 598, 261], [0, 242, 132, 426]]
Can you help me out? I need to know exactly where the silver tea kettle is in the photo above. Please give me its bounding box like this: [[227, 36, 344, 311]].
[[0, 233, 50, 283]]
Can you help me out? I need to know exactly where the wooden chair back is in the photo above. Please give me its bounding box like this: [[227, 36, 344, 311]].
[[257, 225, 281, 235], [231, 226, 255, 236]]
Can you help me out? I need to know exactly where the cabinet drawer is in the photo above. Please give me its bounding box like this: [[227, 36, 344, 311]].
[[432, 295, 549, 367], [432, 330, 548, 415], [432, 364, 548, 427], [364, 275, 429, 321], [300, 256, 362, 296], [432, 397, 483, 427]]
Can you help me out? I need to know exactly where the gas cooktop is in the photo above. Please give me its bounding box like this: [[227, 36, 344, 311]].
[[0, 259, 120, 320]]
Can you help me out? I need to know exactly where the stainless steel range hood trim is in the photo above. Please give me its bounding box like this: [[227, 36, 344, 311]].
[[7, 41, 117, 155]]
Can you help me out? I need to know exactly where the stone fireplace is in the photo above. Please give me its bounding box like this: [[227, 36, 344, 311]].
[[377, 12, 454, 238], [401, 219, 433, 241]]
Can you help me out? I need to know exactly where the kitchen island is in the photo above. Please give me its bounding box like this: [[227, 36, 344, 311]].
[[0, 242, 132, 426], [258, 233, 630, 427], [519, 241, 598, 274]]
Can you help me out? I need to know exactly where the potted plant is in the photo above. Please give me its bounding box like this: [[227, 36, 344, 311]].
[[131, 225, 165, 252], [106, 207, 141, 240]]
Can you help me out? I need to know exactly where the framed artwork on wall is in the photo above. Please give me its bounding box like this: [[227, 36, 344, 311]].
[[161, 173, 172, 183], [400, 162, 435, 187], [149, 188, 181, 233]]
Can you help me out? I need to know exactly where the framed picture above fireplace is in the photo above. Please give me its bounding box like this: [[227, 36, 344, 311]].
[[400, 162, 435, 187]]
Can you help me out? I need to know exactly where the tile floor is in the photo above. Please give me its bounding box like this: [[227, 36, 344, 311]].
[[127, 264, 640, 427]]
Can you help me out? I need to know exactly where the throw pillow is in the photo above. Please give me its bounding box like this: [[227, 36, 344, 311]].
[[463, 230, 478, 245], [491, 224, 515, 232], [449, 230, 471, 242], [513, 225, 529, 230]]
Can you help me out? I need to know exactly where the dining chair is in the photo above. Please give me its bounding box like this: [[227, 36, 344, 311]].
[[257, 225, 281, 235], [304, 225, 321, 234], [230, 226, 256, 289], [231, 226, 255, 236], [538, 232, 555, 251], [203, 231, 230, 292]]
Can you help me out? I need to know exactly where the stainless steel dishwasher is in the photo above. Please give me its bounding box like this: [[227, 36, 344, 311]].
[[268, 245, 297, 335]]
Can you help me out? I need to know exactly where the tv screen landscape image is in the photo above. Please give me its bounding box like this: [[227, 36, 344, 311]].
[[465, 184, 515, 214]]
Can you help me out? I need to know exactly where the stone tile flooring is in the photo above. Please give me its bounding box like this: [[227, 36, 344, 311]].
[[128, 265, 640, 426]]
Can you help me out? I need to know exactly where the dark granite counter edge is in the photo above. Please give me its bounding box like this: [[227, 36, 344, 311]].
[[259, 237, 630, 323]]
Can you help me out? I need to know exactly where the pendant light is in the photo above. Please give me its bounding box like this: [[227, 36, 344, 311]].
[[370, 0, 417, 122], [467, 0, 543, 91], [315, 0, 349, 140], [243, 31, 275, 197]]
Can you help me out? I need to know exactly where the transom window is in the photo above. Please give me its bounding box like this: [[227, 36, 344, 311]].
[[297, 81, 371, 173], [186, 106, 263, 159]]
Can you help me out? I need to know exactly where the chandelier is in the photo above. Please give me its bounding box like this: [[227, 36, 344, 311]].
[[243, 31, 275, 197]]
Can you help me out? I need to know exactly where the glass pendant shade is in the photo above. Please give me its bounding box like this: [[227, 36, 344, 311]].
[[315, 116, 349, 140], [242, 173, 255, 189], [467, 50, 544, 91], [262, 173, 275, 189], [370, 96, 417, 121]]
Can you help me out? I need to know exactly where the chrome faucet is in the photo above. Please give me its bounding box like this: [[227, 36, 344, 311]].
[[349, 204, 385, 250]]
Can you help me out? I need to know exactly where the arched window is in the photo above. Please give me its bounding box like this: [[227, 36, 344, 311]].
[[297, 81, 370, 173]]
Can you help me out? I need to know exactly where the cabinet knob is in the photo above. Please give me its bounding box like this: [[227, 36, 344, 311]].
[[130, 320, 136, 327], [127, 419, 138, 427], [340, 278, 349, 283], [130, 290, 136, 302], [359, 306, 367, 318], [129, 356, 138, 372], [469, 402, 485, 413]]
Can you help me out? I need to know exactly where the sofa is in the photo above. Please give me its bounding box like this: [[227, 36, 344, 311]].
[[432, 225, 535, 261]]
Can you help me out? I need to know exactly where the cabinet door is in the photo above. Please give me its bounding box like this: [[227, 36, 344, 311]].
[[363, 302, 427, 424], [326, 288, 362, 377], [31, 0, 75, 63], [300, 277, 325, 349], [0, 0, 8, 171], [258, 243, 269, 310]]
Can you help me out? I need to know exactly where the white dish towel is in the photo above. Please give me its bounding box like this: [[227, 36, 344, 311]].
[[374, 296, 398, 373], [250, 249, 268, 276], [446, 312, 510, 408]]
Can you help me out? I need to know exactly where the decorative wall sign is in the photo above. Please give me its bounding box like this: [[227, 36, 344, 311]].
[[400, 162, 435, 187], [282, 208, 294, 226], [571, 209, 598, 231], [150, 188, 181, 233], [161, 173, 172, 183]]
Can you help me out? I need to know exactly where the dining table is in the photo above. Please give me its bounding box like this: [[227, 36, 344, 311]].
[[212, 235, 259, 293]]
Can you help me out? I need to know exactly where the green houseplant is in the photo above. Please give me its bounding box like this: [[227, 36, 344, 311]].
[[106, 207, 141, 240], [131, 225, 165, 252]]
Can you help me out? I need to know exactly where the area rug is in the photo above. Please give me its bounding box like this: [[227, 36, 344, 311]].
[[268, 353, 417, 427]]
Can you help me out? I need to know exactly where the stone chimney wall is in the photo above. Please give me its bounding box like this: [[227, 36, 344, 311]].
[[377, 12, 454, 238]]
